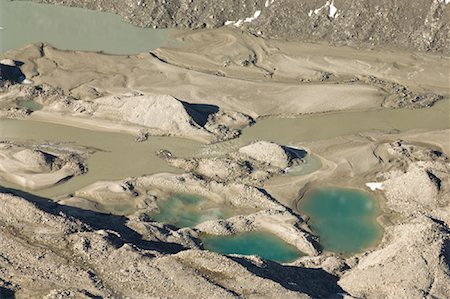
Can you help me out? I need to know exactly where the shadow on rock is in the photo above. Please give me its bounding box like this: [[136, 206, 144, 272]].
[[0, 286, 15, 299], [283, 146, 308, 160], [180, 101, 220, 127], [0, 60, 26, 83], [0, 186, 187, 255], [230, 256, 344, 298]]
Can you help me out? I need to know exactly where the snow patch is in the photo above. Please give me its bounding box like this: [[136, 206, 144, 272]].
[[20, 78, 33, 85], [308, 0, 339, 18], [329, 2, 337, 17], [225, 9, 262, 27], [366, 182, 384, 191], [265, 0, 275, 8], [244, 10, 261, 23]]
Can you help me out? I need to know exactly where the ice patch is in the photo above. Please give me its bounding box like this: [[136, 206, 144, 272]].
[[366, 182, 384, 191]]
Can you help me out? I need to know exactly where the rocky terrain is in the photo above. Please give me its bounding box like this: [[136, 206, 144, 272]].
[[1, 2, 449, 298], [1, 130, 449, 298], [163, 141, 307, 184], [32, 0, 450, 53]]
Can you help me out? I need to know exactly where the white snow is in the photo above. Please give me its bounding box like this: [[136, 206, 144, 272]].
[[366, 182, 384, 191], [20, 78, 33, 85], [329, 2, 337, 18], [244, 10, 261, 23], [308, 0, 339, 18], [225, 9, 262, 27], [265, 0, 275, 8], [438, 0, 450, 4]]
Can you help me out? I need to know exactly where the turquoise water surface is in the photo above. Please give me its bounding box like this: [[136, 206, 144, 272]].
[[299, 188, 382, 254], [152, 193, 232, 228], [202, 231, 303, 263]]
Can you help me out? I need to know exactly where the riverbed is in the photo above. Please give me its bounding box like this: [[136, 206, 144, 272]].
[[1, 99, 448, 197]]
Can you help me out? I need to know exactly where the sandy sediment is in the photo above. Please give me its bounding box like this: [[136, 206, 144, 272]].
[[163, 141, 308, 185], [3, 30, 447, 124], [0, 141, 89, 190]]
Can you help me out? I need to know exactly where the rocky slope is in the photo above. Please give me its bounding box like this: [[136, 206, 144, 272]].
[[0, 189, 341, 298], [32, 0, 450, 53]]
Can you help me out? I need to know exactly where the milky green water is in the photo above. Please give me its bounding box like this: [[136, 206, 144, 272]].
[[16, 99, 43, 111], [299, 188, 382, 254], [240, 100, 449, 145], [0, 119, 202, 197], [202, 231, 303, 263], [152, 193, 232, 228], [286, 154, 322, 176], [0, 0, 171, 54]]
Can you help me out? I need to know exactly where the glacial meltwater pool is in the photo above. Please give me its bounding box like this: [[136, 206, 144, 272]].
[[0, 0, 172, 54], [151, 193, 233, 228], [299, 188, 382, 254], [16, 99, 43, 112], [202, 231, 303, 263]]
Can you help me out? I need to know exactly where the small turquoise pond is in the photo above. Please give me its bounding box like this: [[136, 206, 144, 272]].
[[202, 231, 303, 263], [299, 188, 382, 254], [152, 193, 232, 228], [16, 99, 43, 112]]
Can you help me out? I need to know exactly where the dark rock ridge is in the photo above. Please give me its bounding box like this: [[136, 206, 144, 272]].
[[32, 0, 450, 53]]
